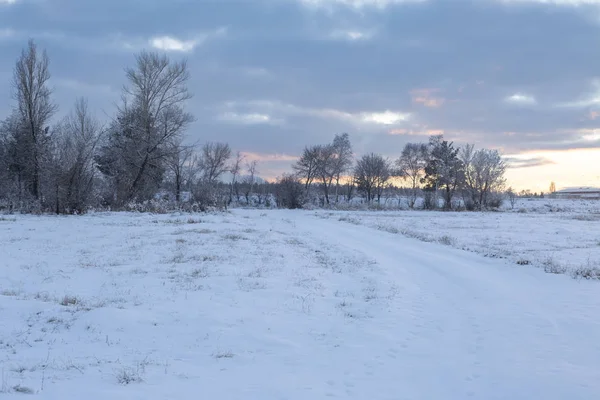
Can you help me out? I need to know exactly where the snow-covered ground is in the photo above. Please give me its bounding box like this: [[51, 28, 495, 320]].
[[320, 198, 600, 277], [1, 208, 600, 399]]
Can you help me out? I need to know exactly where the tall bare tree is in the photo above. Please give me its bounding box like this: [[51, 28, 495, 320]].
[[461, 144, 506, 209], [12, 39, 58, 201], [293, 145, 320, 193], [51, 98, 102, 213], [314, 144, 336, 205], [331, 133, 353, 202], [396, 142, 428, 208], [229, 151, 245, 204], [165, 138, 195, 203], [199, 142, 231, 183], [96, 51, 193, 205], [244, 160, 258, 204]]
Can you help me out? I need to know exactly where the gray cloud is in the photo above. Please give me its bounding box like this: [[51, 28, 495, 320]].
[[0, 0, 599, 178], [504, 156, 557, 169]]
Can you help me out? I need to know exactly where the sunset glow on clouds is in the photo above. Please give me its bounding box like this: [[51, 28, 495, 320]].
[[0, 0, 599, 190]]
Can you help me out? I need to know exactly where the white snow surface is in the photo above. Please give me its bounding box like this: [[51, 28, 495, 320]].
[[1, 208, 600, 399]]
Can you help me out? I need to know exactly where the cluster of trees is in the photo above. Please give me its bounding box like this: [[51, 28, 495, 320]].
[[0, 40, 262, 213], [0, 40, 509, 214], [289, 134, 507, 211]]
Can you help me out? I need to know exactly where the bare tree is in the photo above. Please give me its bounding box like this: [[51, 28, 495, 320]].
[[165, 138, 195, 203], [229, 151, 244, 204], [396, 142, 428, 208], [293, 145, 320, 193], [331, 133, 353, 202], [506, 187, 517, 209], [461, 144, 506, 209], [51, 98, 102, 213], [314, 144, 336, 205], [199, 142, 231, 183], [354, 153, 392, 203], [243, 160, 258, 205], [12, 39, 58, 201], [96, 51, 193, 205]]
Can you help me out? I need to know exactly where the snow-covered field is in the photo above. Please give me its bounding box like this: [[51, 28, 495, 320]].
[[323, 198, 600, 277], [1, 206, 600, 399]]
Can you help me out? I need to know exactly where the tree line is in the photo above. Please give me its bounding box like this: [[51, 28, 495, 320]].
[[0, 40, 508, 214], [0, 40, 263, 213], [288, 133, 507, 211]]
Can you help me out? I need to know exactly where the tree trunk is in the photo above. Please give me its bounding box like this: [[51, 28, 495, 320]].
[[128, 153, 149, 201], [175, 171, 181, 203]]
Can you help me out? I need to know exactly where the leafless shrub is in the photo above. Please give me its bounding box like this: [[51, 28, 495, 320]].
[[0, 289, 19, 297], [542, 258, 568, 275]]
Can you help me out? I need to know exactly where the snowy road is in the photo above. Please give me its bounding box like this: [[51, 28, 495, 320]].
[[278, 211, 600, 399]]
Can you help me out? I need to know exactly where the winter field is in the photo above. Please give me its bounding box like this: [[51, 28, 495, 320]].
[[2, 200, 600, 399]]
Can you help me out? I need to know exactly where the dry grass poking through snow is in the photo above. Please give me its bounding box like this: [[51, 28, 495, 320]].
[[323, 199, 600, 281], [0, 211, 395, 398]]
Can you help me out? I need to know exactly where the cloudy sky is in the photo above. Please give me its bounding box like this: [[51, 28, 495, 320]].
[[2, 0, 600, 190]]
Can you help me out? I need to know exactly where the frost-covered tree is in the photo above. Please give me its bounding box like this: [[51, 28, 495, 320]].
[[243, 160, 258, 204], [228, 151, 244, 204], [354, 153, 392, 203], [293, 145, 321, 193], [165, 138, 195, 203], [11, 39, 57, 202], [49, 98, 102, 213], [314, 144, 336, 205], [422, 135, 464, 210], [461, 144, 506, 210], [198, 142, 231, 184], [331, 133, 353, 202], [396, 142, 428, 208], [96, 51, 193, 205]]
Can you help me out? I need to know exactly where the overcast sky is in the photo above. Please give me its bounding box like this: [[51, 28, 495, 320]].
[[2, 0, 600, 190]]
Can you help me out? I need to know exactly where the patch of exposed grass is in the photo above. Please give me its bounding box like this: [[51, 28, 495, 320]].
[[59, 295, 80, 307], [12, 385, 34, 394], [213, 350, 234, 359], [572, 266, 600, 280]]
